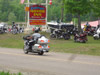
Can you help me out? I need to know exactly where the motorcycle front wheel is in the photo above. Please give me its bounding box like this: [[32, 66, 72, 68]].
[[94, 37, 99, 40], [38, 51, 44, 55], [50, 34, 56, 38], [82, 40, 86, 43], [64, 35, 70, 40]]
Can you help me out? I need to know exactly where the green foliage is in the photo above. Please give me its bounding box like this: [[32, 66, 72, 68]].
[[48, 6, 61, 21], [0, 71, 22, 75], [8, 12, 16, 24], [92, 0, 100, 17], [64, 0, 92, 31], [72, 18, 78, 26], [0, 0, 25, 22], [65, 0, 91, 15], [0, 0, 100, 23]]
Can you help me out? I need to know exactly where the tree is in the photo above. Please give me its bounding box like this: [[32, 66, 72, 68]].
[[0, 0, 99, 23], [0, 0, 25, 22], [61, 0, 65, 22], [92, 0, 100, 25], [0, 0, 10, 21], [8, 12, 16, 24], [48, 1, 61, 21], [64, 0, 91, 32]]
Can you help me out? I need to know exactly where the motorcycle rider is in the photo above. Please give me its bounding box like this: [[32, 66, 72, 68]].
[[29, 29, 41, 40], [26, 28, 41, 49], [12, 22, 16, 29]]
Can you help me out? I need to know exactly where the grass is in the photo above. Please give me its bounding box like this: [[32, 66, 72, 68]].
[[0, 71, 22, 75], [0, 33, 24, 49], [50, 39, 100, 55], [0, 32, 100, 56]]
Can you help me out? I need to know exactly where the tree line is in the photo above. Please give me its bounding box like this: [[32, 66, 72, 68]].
[[0, 0, 100, 28], [64, 0, 100, 31]]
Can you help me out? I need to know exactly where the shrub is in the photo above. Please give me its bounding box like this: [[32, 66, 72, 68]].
[[0, 71, 22, 75]]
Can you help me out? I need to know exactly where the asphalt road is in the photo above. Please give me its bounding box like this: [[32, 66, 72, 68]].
[[0, 47, 100, 75]]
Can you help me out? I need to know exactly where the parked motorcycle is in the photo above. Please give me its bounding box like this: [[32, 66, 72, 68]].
[[23, 35, 50, 55], [74, 32, 87, 43], [93, 28, 100, 40], [0, 24, 7, 34], [11, 28, 18, 34], [83, 25, 95, 36], [50, 29, 70, 40]]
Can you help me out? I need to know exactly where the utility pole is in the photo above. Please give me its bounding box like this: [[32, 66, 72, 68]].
[[46, 0, 48, 25], [45, 0, 48, 29], [27, 0, 29, 28]]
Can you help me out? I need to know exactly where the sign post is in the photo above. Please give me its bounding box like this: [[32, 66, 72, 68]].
[[46, 0, 48, 28], [27, 0, 29, 28], [24, 0, 52, 33], [25, 0, 49, 27]]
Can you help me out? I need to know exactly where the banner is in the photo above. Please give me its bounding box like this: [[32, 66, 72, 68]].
[[30, 20, 46, 25], [20, 0, 25, 4], [29, 5, 46, 25], [29, 5, 46, 19], [49, 0, 52, 5]]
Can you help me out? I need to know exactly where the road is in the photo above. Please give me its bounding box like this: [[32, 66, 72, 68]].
[[0, 47, 100, 75]]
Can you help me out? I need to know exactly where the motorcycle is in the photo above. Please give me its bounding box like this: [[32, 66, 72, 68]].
[[23, 35, 50, 55], [93, 28, 100, 40], [50, 29, 70, 40], [83, 25, 95, 36], [11, 26, 18, 34], [74, 32, 87, 43], [0, 25, 7, 34]]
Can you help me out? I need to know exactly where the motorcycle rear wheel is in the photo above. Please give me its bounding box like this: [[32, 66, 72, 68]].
[[23, 46, 29, 54]]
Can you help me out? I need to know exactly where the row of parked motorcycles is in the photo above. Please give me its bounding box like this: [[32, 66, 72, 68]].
[[0, 26, 24, 34], [50, 27, 88, 43], [50, 25, 100, 43], [9, 27, 24, 34]]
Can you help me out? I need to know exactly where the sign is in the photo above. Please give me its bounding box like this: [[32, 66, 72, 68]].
[[29, 5, 46, 19], [25, 7, 29, 11], [30, 20, 46, 25]]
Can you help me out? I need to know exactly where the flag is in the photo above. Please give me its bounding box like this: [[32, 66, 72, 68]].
[[49, 0, 52, 5], [20, 0, 25, 4]]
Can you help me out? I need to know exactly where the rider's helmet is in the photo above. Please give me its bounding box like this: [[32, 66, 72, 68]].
[[34, 29, 39, 33], [12, 21, 15, 25]]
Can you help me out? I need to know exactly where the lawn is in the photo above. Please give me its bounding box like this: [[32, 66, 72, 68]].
[[0, 32, 100, 56]]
